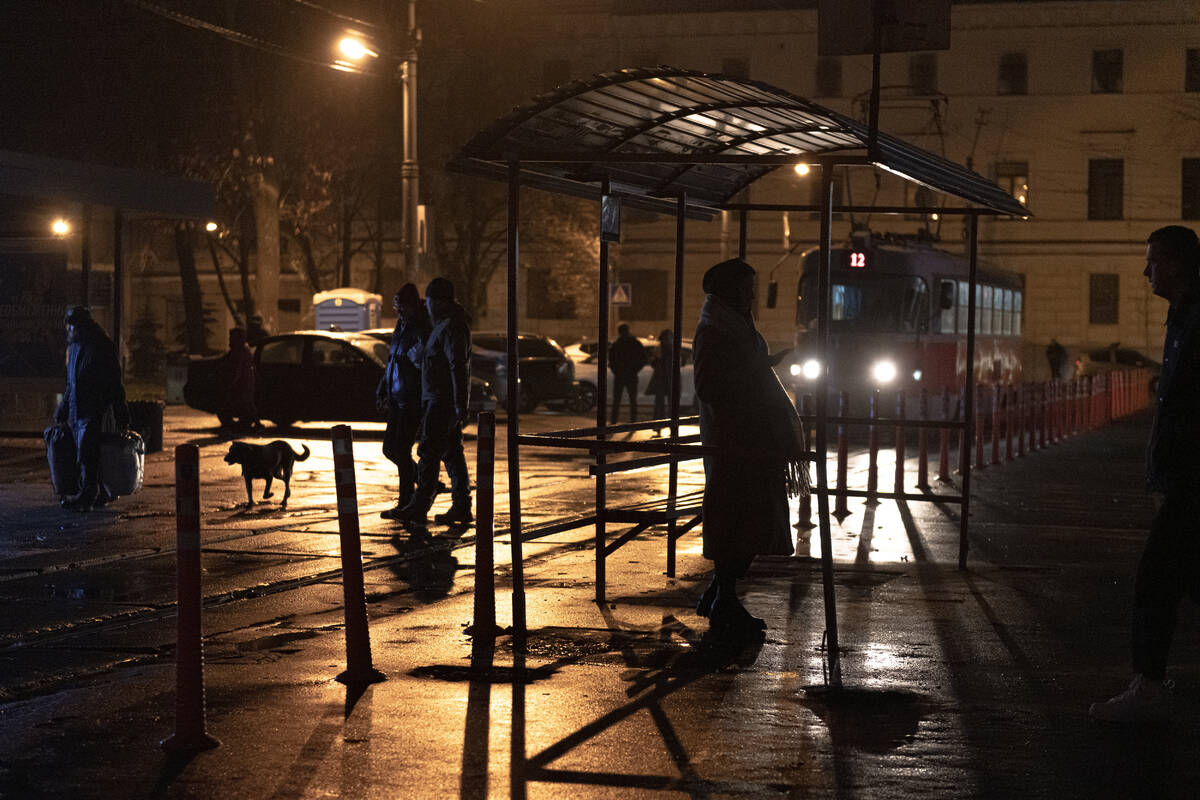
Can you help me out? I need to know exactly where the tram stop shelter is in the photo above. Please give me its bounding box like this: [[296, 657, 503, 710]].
[[451, 67, 1029, 684]]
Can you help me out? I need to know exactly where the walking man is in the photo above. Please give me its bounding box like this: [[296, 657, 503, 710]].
[[1090, 225, 1200, 722], [609, 323, 647, 424], [378, 284, 431, 519], [55, 306, 130, 512], [398, 277, 473, 525]]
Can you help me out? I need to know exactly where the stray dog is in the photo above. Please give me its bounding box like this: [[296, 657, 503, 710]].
[[223, 441, 310, 510]]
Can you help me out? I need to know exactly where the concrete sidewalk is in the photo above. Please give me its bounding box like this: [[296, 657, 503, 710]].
[[2, 413, 1198, 799]]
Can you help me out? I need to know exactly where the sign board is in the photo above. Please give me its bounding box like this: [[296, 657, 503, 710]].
[[601, 194, 621, 243], [818, 0, 950, 57], [610, 283, 632, 307]]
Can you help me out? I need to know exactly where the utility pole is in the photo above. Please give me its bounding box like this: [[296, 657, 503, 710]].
[[400, 0, 420, 281]]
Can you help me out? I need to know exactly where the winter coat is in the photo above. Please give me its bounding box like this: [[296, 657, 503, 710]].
[[378, 315, 431, 409], [220, 344, 256, 406], [694, 293, 806, 562], [56, 321, 129, 446], [609, 335, 647, 379], [420, 302, 471, 412], [1147, 287, 1200, 494]]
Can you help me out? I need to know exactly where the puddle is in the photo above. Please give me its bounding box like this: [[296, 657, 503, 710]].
[[409, 663, 559, 684], [235, 630, 323, 652], [798, 687, 933, 753]]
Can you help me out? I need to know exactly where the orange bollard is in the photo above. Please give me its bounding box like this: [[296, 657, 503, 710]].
[[938, 386, 951, 483], [162, 444, 219, 752], [834, 391, 849, 519], [331, 425, 386, 686], [917, 388, 930, 489], [867, 389, 880, 504], [468, 412, 498, 642], [894, 391, 906, 495]]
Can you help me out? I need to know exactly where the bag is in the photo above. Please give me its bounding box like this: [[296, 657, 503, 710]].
[[44, 423, 78, 497], [98, 429, 145, 496]]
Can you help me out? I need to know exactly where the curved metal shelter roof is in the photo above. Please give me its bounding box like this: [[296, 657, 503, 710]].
[[452, 67, 1029, 219]]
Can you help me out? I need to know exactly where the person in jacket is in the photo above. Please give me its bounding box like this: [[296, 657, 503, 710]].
[[397, 277, 473, 525], [609, 323, 647, 424], [378, 284, 431, 519], [649, 328, 674, 425], [218, 326, 258, 431], [246, 314, 270, 345], [55, 306, 130, 512], [1091, 226, 1200, 722], [692, 258, 808, 637]]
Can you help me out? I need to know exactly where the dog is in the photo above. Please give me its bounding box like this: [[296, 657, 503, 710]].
[[223, 440, 310, 510]]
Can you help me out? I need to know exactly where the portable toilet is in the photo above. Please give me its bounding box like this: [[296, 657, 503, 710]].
[[312, 288, 382, 332]]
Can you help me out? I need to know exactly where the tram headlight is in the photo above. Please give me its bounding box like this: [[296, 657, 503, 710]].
[[912, 369, 923, 382], [801, 359, 821, 380], [871, 359, 898, 384]]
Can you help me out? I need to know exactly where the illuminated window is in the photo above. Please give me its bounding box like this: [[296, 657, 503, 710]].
[[1187, 49, 1200, 92], [980, 286, 993, 335], [1088, 159, 1124, 220], [1183, 158, 1200, 220], [1089, 274, 1119, 325], [957, 281, 969, 334], [721, 57, 749, 79], [1002, 289, 1014, 335], [998, 52, 1027, 95], [939, 280, 956, 333], [1092, 49, 1123, 93], [909, 53, 938, 96], [816, 57, 842, 97], [994, 161, 1029, 207], [1013, 291, 1022, 336]]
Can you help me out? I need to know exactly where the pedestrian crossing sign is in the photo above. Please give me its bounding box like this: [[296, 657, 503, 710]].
[[610, 283, 632, 306]]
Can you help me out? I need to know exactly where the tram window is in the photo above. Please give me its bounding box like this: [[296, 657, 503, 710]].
[[981, 286, 993, 335], [958, 282, 969, 333], [992, 286, 1004, 335], [939, 280, 956, 333], [1002, 289, 1014, 335], [1014, 291, 1023, 336], [901, 277, 929, 333]]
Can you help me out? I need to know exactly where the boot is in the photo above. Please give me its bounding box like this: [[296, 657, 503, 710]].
[[380, 490, 414, 519], [434, 503, 474, 525], [62, 466, 100, 512]]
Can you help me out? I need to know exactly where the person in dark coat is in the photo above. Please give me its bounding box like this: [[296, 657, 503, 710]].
[[54, 306, 130, 512], [609, 323, 647, 424], [693, 258, 808, 636], [218, 326, 258, 431], [397, 277, 473, 525], [246, 314, 270, 345], [1091, 226, 1200, 722], [648, 328, 674, 434], [378, 284, 431, 518], [1046, 338, 1068, 380]]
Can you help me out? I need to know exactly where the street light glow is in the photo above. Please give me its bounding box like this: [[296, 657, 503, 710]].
[[205, 221, 219, 232], [51, 218, 71, 237], [338, 36, 376, 62], [793, 163, 810, 177]]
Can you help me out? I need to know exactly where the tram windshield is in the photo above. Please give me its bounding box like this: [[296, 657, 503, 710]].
[[798, 272, 929, 334]]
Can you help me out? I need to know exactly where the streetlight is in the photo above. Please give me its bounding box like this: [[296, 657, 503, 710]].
[[204, 221, 219, 233], [51, 218, 71, 237], [336, 15, 421, 282]]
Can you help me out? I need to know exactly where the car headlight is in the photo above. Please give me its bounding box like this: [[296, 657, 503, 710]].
[[912, 369, 922, 382], [871, 359, 897, 384]]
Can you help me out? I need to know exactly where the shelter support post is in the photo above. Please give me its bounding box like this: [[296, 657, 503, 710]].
[[595, 176, 611, 604], [80, 204, 92, 306], [666, 193, 686, 578], [113, 208, 124, 364], [506, 161, 526, 642], [958, 213, 980, 570], [815, 161, 842, 687]]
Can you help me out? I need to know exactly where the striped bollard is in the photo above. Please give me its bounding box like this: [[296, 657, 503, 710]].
[[834, 392, 849, 520], [917, 388, 929, 489], [893, 391, 906, 496], [800, 394, 818, 528], [866, 390, 879, 504], [161, 444, 220, 752], [938, 387, 951, 483], [331, 425, 386, 686], [467, 412, 499, 645]]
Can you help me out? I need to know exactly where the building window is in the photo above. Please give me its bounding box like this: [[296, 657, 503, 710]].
[[1092, 49, 1123, 93], [997, 52, 1028, 95], [721, 57, 749, 79], [618, 269, 668, 321], [1089, 274, 1119, 325], [816, 56, 842, 97], [909, 53, 938, 95], [526, 268, 578, 319], [542, 59, 571, 92], [1088, 159, 1124, 220], [1184, 159, 1200, 220], [994, 161, 1029, 207], [1187, 49, 1200, 92]]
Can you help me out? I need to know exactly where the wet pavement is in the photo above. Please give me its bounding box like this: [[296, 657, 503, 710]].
[[0, 406, 1197, 798]]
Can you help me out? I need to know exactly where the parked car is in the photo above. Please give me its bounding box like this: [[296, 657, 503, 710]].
[[567, 336, 698, 413], [184, 330, 496, 427], [1075, 343, 1162, 391]]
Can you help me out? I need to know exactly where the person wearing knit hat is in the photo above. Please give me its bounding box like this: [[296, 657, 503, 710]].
[[396, 277, 474, 525], [378, 284, 432, 519], [692, 258, 808, 638], [54, 306, 130, 512]]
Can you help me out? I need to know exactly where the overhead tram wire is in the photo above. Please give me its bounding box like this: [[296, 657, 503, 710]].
[[120, 0, 370, 72], [277, 0, 382, 31]]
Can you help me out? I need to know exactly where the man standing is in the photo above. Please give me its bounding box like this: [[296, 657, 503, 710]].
[[398, 277, 473, 525], [55, 306, 130, 512], [608, 323, 647, 424], [378, 284, 431, 519], [1090, 226, 1200, 722], [1046, 338, 1067, 380], [218, 326, 258, 431]]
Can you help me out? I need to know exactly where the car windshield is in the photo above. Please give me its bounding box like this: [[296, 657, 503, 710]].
[[474, 335, 563, 358]]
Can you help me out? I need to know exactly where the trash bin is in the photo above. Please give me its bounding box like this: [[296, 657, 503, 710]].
[[128, 400, 164, 454]]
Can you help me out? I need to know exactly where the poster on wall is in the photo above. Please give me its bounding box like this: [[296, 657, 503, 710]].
[[0, 243, 69, 379]]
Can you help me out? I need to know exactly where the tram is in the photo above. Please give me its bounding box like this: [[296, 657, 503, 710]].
[[779, 231, 1024, 406]]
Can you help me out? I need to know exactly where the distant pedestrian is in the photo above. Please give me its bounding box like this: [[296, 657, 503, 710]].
[[647, 328, 674, 433], [217, 327, 258, 431], [1046, 338, 1067, 380], [692, 258, 808, 637], [54, 306, 130, 512], [1090, 225, 1200, 723], [246, 314, 270, 345], [608, 323, 647, 424], [378, 284, 431, 519], [397, 277, 473, 525]]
